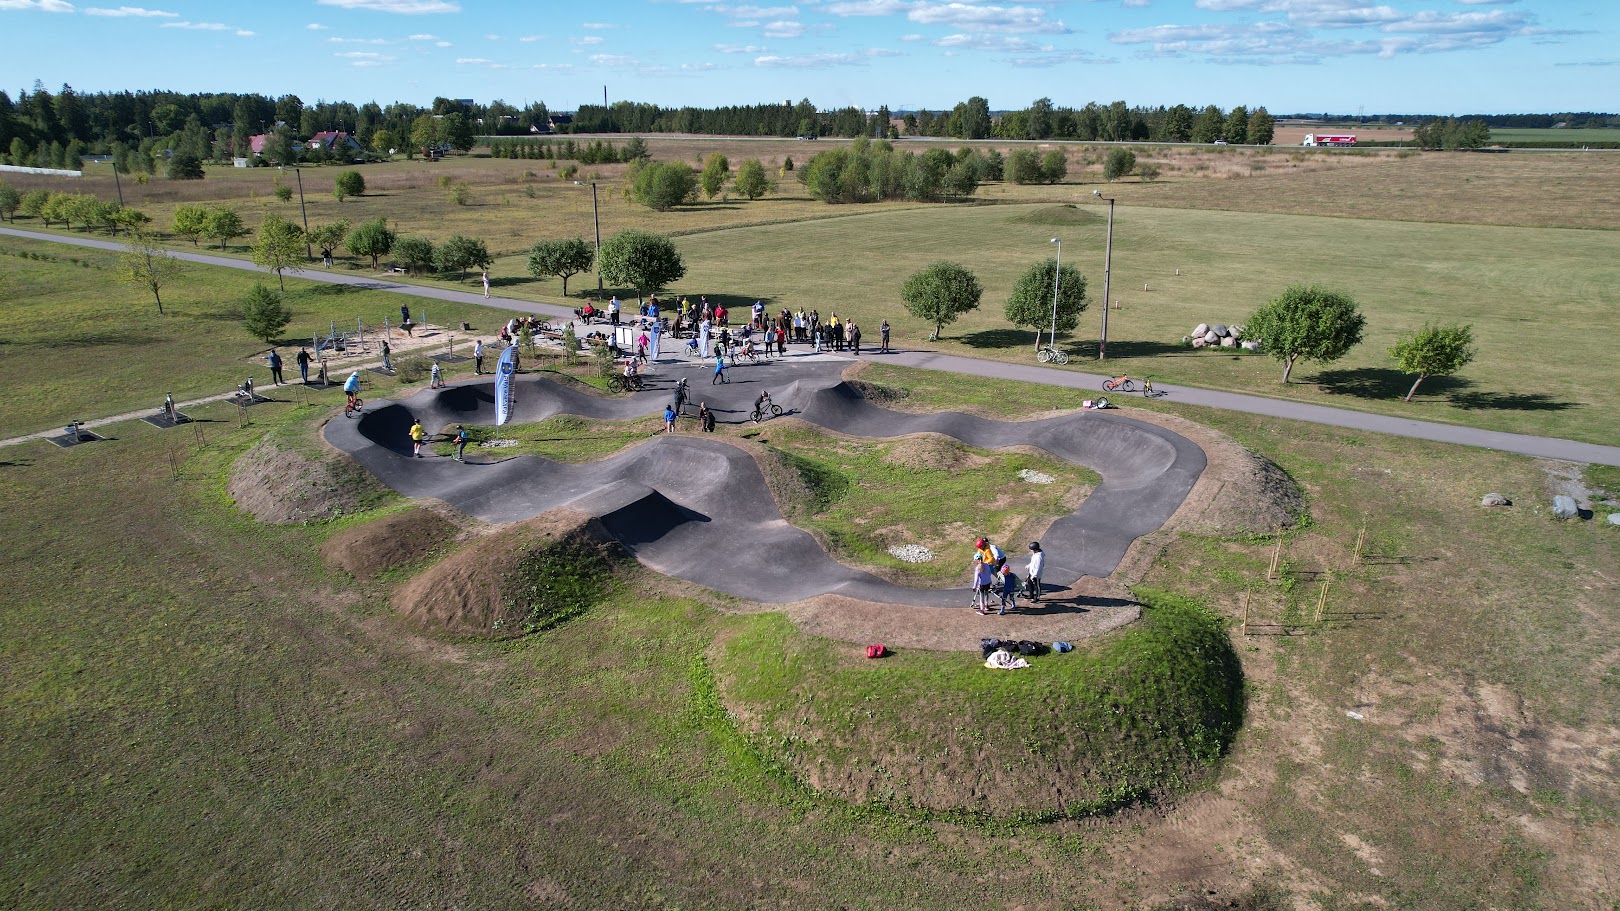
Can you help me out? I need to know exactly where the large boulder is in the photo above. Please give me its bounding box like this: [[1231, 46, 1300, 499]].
[[1608, 513, 1620, 526], [1204, 330, 1220, 344], [1220, 336, 1237, 348], [1552, 495, 1579, 519], [1192, 337, 1208, 348], [1193, 322, 1209, 338], [1211, 323, 1229, 337], [1241, 340, 1261, 351]]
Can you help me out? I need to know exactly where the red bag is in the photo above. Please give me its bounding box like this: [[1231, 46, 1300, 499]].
[[865, 644, 886, 659]]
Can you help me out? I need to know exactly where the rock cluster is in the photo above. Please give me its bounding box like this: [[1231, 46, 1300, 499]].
[[1185, 322, 1260, 351], [887, 544, 936, 563]]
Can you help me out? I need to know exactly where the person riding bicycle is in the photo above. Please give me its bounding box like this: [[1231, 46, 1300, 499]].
[[754, 390, 772, 417], [739, 338, 757, 360], [623, 358, 640, 386], [343, 371, 361, 407]]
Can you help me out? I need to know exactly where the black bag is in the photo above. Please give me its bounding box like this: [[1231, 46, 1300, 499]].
[[980, 637, 1003, 659], [1016, 640, 1045, 656]]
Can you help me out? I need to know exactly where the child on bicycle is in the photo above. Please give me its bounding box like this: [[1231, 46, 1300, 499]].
[[343, 371, 361, 408], [998, 564, 1020, 615], [971, 555, 996, 616], [754, 390, 772, 418]]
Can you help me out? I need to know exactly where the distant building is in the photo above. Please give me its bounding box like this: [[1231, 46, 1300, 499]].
[[307, 131, 365, 154], [548, 113, 573, 132]]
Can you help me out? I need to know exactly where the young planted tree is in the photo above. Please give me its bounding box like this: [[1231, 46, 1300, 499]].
[[630, 161, 699, 211], [1244, 284, 1367, 383], [1039, 149, 1068, 184], [252, 214, 306, 290], [1006, 148, 1043, 184], [435, 234, 492, 282], [900, 261, 982, 341], [598, 230, 685, 303], [117, 231, 184, 315], [167, 152, 204, 180], [1005, 258, 1088, 351], [333, 170, 365, 201], [18, 189, 50, 222], [393, 236, 435, 275], [1390, 322, 1476, 401], [241, 283, 294, 344], [700, 153, 730, 199], [345, 217, 396, 269], [171, 204, 210, 246], [1103, 148, 1137, 182], [308, 220, 349, 263], [205, 208, 248, 251], [526, 237, 595, 296], [734, 158, 769, 200], [0, 182, 20, 222]]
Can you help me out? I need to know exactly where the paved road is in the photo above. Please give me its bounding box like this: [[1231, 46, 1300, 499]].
[[6, 225, 1619, 467]]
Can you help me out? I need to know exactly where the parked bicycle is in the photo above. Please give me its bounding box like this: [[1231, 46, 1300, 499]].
[[1036, 345, 1069, 365], [1101, 374, 1137, 393]]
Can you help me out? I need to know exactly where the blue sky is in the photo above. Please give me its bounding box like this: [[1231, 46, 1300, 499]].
[[2, 0, 1615, 114]]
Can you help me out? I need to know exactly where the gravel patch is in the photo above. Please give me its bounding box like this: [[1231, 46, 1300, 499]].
[[479, 439, 520, 449], [888, 544, 935, 563], [1018, 469, 1056, 485]]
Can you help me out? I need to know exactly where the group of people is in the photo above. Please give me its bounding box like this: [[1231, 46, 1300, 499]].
[[970, 537, 1046, 615], [408, 418, 471, 461]]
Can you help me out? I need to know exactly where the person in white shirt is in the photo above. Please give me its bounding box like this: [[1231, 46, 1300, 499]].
[[1026, 542, 1045, 603]]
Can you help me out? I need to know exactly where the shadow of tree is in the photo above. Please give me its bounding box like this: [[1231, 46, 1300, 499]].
[[1450, 391, 1578, 412], [1314, 367, 1471, 401], [1099, 339, 1203, 359], [962, 328, 1038, 350]]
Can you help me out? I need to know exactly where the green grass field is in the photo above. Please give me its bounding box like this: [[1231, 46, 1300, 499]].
[[2, 360, 1615, 909], [1487, 127, 1620, 143]]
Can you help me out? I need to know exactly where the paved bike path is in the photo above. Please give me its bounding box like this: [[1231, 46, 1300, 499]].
[[6, 225, 1618, 467]]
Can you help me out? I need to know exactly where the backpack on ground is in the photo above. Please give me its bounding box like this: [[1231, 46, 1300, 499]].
[[865, 643, 887, 659], [1016, 640, 1045, 656]]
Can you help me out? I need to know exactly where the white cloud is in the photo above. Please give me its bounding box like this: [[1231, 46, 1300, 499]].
[[1123, 0, 1149, 6], [589, 53, 638, 66], [435, 40, 450, 45], [580, 21, 616, 28], [306, 22, 329, 29], [762, 19, 804, 37], [822, 0, 911, 15], [337, 50, 393, 58], [84, 5, 177, 16], [0, 0, 76, 10], [483, 32, 499, 39], [161, 20, 248, 31], [681, 61, 720, 70], [532, 62, 575, 70], [519, 34, 544, 41], [455, 56, 493, 63], [907, 3, 1069, 35], [1008, 48, 1110, 66], [706, 3, 797, 17], [316, 0, 459, 13], [571, 35, 604, 44], [933, 32, 1050, 51], [754, 47, 896, 66], [407, 32, 437, 39], [899, 32, 923, 40], [713, 42, 765, 52], [328, 36, 390, 43]]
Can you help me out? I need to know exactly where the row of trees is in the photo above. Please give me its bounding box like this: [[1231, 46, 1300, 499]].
[[526, 231, 686, 302], [1410, 118, 1491, 150], [0, 184, 151, 233], [486, 137, 645, 163], [624, 154, 774, 210], [898, 257, 1089, 345], [798, 140, 989, 204]]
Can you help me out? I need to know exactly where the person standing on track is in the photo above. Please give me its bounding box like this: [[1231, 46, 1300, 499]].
[[296, 347, 311, 384], [453, 425, 469, 462], [711, 349, 728, 384], [880, 320, 891, 354], [664, 404, 677, 434], [971, 555, 996, 615], [266, 349, 284, 385], [1025, 542, 1045, 603], [410, 419, 425, 458], [699, 402, 715, 432], [849, 322, 862, 356], [474, 339, 485, 375]]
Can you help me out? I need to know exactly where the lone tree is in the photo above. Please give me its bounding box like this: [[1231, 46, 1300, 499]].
[[700, 152, 730, 199], [1244, 284, 1367, 383], [241, 283, 294, 344], [167, 152, 204, 180], [900, 261, 982, 341], [171, 204, 209, 246], [629, 160, 698, 211], [345, 217, 396, 269], [434, 234, 492, 282], [333, 170, 365, 202], [117, 231, 184, 315], [1103, 147, 1136, 182], [252, 214, 306, 290], [0, 182, 20, 222], [1005, 257, 1088, 351], [1039, 149, 1068, 184], [205, 208, 248, 251], [599, 230, 685, 303], [734, 158, 769, 199], [393, 235, 435, 275], [309, 220, 350, 263], [1390, 322, 1475, 402], [526, 237, 595, 296]]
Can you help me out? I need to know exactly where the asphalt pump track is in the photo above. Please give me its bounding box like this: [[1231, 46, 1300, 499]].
[[323, 358, 1206, 608]]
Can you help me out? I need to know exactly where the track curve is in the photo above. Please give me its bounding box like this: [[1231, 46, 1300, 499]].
[[323, 358, 1205, 607]]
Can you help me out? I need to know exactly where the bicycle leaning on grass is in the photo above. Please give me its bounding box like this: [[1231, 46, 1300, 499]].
[[1036, 345, 1069, 365]]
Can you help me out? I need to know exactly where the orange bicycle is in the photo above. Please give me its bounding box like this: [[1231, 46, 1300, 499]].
[[1101, 374, 1136, 393]]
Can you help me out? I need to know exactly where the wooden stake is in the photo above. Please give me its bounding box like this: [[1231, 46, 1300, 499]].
[[1267, 538, 1284, 581], [1352, 524, 1367, 565], [1315, 576, 1332, 623], [1241, 590, 1251, 637]]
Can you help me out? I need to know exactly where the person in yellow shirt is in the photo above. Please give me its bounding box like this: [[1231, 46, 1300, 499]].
[[410, 419, 425, 458]]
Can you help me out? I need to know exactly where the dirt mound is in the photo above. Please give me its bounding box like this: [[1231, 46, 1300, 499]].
[[1005, 204, 1103, 227], [228, 429, 391, 524], [321, 507, 458, 580], [845, 377, 908, 406], [1125, 410, 1304, 538], [392, 510, 622, 638], [881, 436, 991, 472]]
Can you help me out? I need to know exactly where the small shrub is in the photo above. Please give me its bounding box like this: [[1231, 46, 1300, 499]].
[[436, 175, 454, 190], [395, 354, 432, 383], [1137, 163, 1161, 182], [593, 341, 617, 380], [559, 164, 578, 179], [561, 323, 580, 366], [273, 184, 293, 202], [524, 185, 538, 198], [451, 183, 471, 205]]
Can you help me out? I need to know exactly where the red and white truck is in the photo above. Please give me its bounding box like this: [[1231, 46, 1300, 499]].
[[1302, 133, 1357, 147]]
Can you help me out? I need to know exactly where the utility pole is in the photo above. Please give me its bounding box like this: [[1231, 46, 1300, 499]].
[[592, 182, 603, 297], [1094, 190, 1115, 360], [295, 167, 313, 261]]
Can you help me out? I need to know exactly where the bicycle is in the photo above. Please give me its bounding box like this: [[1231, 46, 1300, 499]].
[[612, 373, 644, 393], [750, 402, 784, 423], [1102, 374, 1137, 393], [344, 394, 364, 417], [1036, 345, 1069, 365]]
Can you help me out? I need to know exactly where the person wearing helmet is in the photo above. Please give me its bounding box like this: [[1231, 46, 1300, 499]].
[[974, 537, 1006, 572], [1025, 542, 1045, 603]]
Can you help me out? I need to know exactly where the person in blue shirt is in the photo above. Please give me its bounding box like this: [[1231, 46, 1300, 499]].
[[343, 371, 361, 408], [712, 350, 728, 384]]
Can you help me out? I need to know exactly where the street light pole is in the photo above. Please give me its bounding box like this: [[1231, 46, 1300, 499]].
[[1048, 237, 1061, 352], [1094, 190, 1115, 360], [294, 166, 313, 261], [591, 182, 603, 298]]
